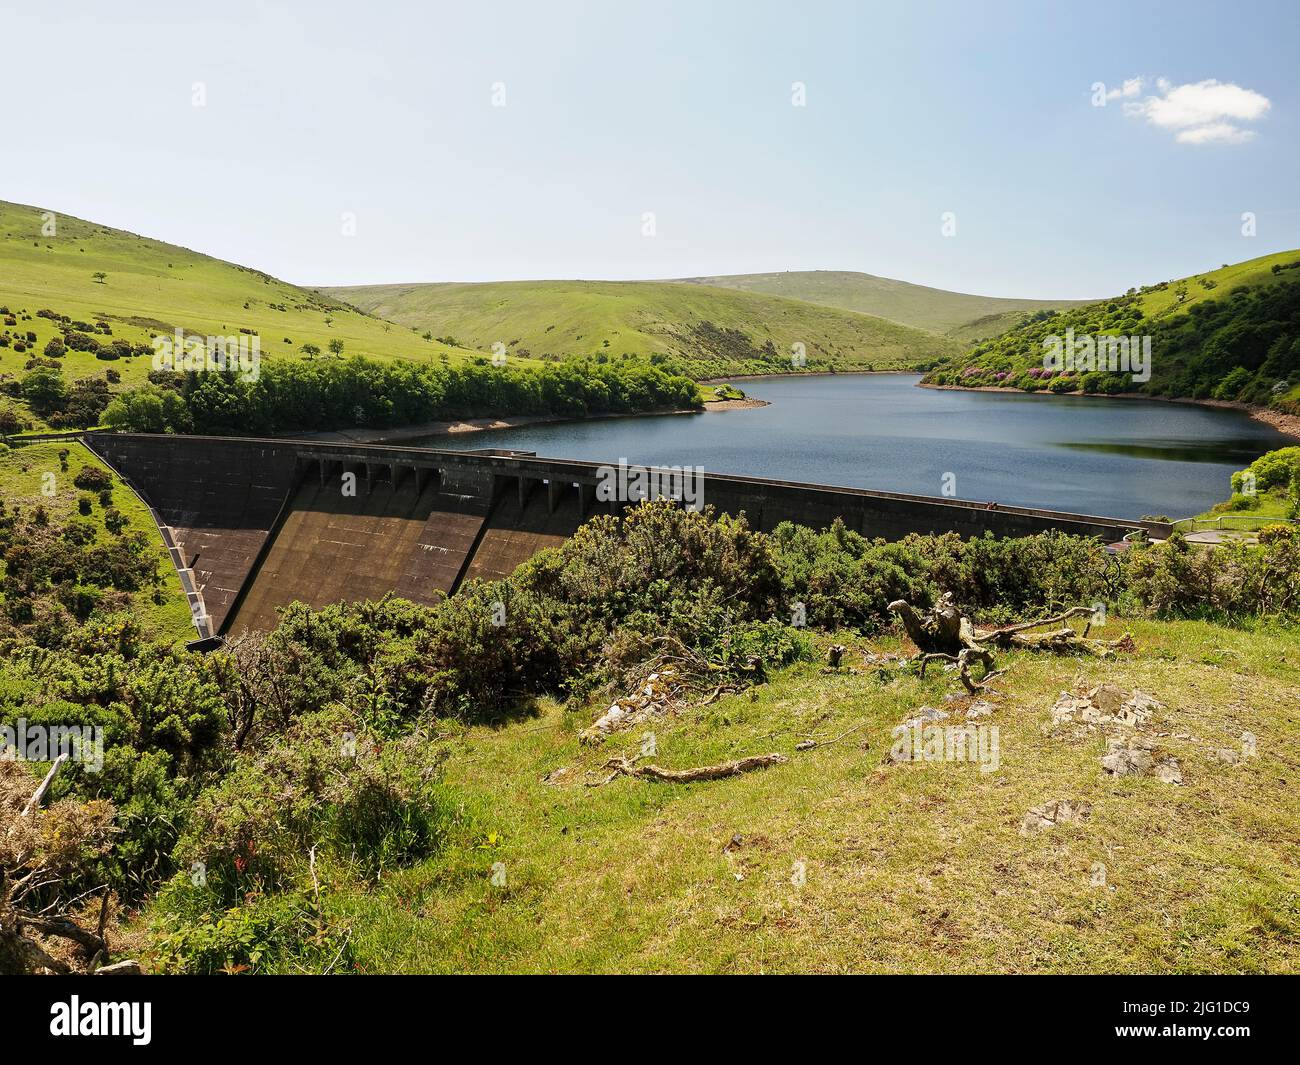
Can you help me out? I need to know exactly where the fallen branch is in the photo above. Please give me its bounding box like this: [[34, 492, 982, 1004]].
[[795, 721, 867, 751], [894, 595, 1132, 673], [918, 646, 1005, 693], [21, 753, 68, 818], [589, 752, 787, 786], [971, 606, 1097, 642], [16, 913, 106, 956]]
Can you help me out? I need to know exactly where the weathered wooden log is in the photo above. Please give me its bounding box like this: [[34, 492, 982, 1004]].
[[590, 753, 788, 786], [888, 593, 965, 654]]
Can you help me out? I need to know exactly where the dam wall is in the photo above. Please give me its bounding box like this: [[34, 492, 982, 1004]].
[[86, 435, 299, 633], [84, 434, 1168, 637]]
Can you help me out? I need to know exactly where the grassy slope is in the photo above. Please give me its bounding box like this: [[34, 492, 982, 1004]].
[[331, 618, 1299, 974], [1135, 250, 1300, 322], [323, 279, 962, 376], [673, 270, 1091, 340], [0, 201, 496, 410], [0, 441, 194, 643]]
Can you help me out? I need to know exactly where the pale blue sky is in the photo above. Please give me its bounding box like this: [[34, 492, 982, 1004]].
[[4, 0, 1297, 297]]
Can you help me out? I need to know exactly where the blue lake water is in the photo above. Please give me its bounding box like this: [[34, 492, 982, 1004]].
[[411, 374, 1291, 519]]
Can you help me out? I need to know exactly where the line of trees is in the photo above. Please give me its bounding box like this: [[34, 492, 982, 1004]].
[[100, 356, 702, 435]]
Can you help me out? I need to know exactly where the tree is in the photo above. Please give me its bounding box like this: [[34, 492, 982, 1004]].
[[102, 385, 190, 433], [299, 343, 321, 360], [20, 366, 68, 416], [92, 271, 108, 284], [328, 339, 345, 358]]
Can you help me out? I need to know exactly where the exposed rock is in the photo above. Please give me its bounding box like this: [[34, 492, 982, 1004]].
[[1020, 798, 1093, 835], [1102, 743, 1155, 777], [966, 700, 995, 719], [1126, 690, 1162, 714], [899, 705, 950, 731], [1088, 684, 1126, 714], [1052, 687, 1163, 731], [1117, 690, 1161, 727], [542, 765, 579, 785], [1102, 735, 1181, 783], [1051, 692, 1093, 725]]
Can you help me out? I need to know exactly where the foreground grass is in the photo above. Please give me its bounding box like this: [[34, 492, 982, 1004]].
[[330, 616, 1300, 973], [0, 440, 194, 643]]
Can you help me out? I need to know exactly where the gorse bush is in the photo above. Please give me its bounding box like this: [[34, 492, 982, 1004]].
[[147, 890, 342, 976], [173, 707, 460, 904], [6, 637, 228, 898], [0, 498, 165, 651], [148, 708, 460, 974], [1125, 527, 1300, 618], [769, 520, 1116, 630]]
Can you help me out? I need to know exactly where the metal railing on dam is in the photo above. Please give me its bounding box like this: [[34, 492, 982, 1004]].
[[81, 433, 1169, 636]]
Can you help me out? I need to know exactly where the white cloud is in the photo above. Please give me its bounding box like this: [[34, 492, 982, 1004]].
[[1105, 77, 1144, 102], [1123, 78, 1270, 145], [1176, 122, 1256, 145]]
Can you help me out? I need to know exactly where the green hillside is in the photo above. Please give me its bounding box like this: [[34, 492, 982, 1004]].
[[1133, 251, 1300, 321], [0, 201, 492, 428], [671, 270, 1090, 340], [923, 250, 1300, 410], [323, 279, 962, 378]]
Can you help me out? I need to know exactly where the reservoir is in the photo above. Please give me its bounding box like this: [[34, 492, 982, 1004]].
[[412, 374, 1290, 519]]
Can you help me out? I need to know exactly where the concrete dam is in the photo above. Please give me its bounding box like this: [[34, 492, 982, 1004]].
[[83, 434, 1169, 638]]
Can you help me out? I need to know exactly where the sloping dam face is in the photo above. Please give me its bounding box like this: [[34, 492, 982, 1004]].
[[84, 433, 1168, 637], [229, 477, 492, 632]]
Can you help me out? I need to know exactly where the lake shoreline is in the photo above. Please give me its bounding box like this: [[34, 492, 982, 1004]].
[[701, 368, 921, 384], [288, 396, 766, 445], [919, 381, 1300, 442]]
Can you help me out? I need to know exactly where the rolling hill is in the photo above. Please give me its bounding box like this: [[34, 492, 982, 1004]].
[[670, 270, 1091, 340], [0, 200, 489, 410], [321, 279, 963, 379], [922, 250, 1300, 411]]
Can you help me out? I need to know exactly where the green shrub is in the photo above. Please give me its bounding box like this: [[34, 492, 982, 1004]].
[[1125, 526, 1300, 617], [71, 464, 113, 491], [1233, 447, 1300, 493], [147, 889, 346, 976]]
